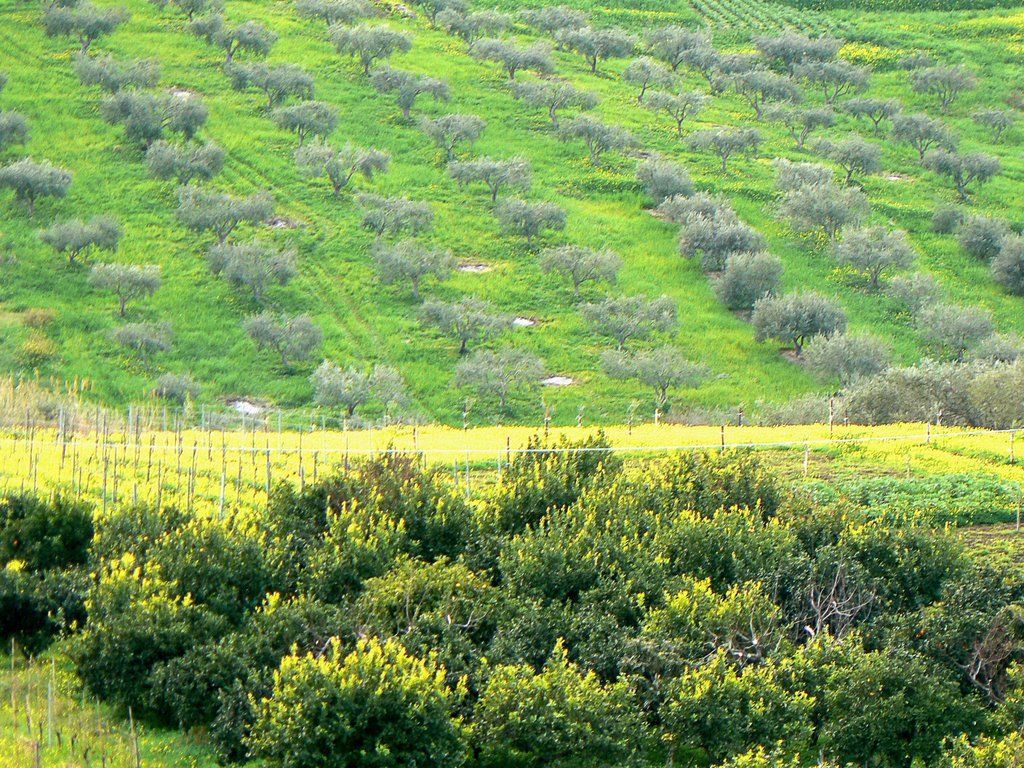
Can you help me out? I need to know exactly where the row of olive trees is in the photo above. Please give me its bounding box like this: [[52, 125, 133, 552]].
[[37, 6, 226, 379]]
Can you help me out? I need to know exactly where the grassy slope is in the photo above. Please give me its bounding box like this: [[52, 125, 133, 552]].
[[0, 0, 1022, 425]]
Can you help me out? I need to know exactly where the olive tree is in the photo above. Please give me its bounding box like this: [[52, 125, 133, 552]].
[[924, 149, 1000, 201], [689, 128, 761, 173], [917, 303, 993, 362], [112, 321, 172, 361], [412, 0, 468, 26], [715, 251, 783, 311], [773, 157, 835, 192], [373, 239, 454, 300], [886, 272, 941, 315], [910, 65, 976, 110], [358, 193, 433, 238], [455, 347, 544, 412], [43, 2, 130, 54], [101, 91, 208, 146], [733, 70, 802, 119], [40, 215, 120, 264], [832, 226, 916, 290], [754, 32, 841, 73], [438, 10, 511, 43], [793, 60, 869, 105], [227, 63, 314, 109], [972, 332, 1024, 364], [0, 111, 29, 153], [767, 106, 834, 149], [207, 240, 296, 302], [331, 24, 412, 75], [637, 156, 693, 204], [843, 97, 901, 134], [88, 263, 161, 316], [559, 115, 635, 166], [311, 364, 406, 416], [272, 101, 337, 146], [177, 187, 274, 243], [973, 108, 1015, 144], [146, 140, 225, 184], [931, 205, 965, 235], [684, 47, 756, 95], [657, 191, 732, 224], [892, 113, 956, 161], [371, 67, 449, 119], [520, 6, 588, 38], [992, 236, 1024, 296], [74, 53, 160, 93], [510, 80, 597, 129], [646, 26, 711, 72], [540, 244, 622, 299], [469, 39, 553, 80], [603, 347, 708, 410], [494, 198, 566, 247], [558, 27, 636, 74], [154, 373, 200, 404], [187, 15, 277, 65], [448, 156, 531, 202], [644, 89, 709, 136], [752, 291, 847, 356], [0, 158, 72, 214], [581, 294, 676, 350], [622, 57, 673, 103], [804, 332, 890, 386], [679, 211, 765, 272], [419, 296, 509, 354], [957, 215, 1009, 261], [781, 182, 869, 240], [294, 0, 373, 28], [421, 114, 486, 161], [153, 0, 224, 21], [816, 134, 881, 184], [243, 312, 322, 368], [295, 140, 390, 196]]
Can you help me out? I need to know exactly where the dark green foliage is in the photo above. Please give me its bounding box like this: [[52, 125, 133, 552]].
[[488, 433, 622, 535], [647, 450, 785, 520], [0, 494, 93, 571], [473, 642, 643, 768], [249, 637, 466, 768], [14, 444, 1018, 768]]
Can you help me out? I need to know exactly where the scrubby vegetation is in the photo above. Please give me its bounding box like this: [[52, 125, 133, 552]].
[[5, 439, 1024, 767]]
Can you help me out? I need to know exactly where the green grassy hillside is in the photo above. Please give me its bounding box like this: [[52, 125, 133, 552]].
[[1, 0, 1023, 425]]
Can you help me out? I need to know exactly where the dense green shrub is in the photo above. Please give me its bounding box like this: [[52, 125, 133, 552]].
[[488, 432, 622, 534], [0, 494, 92, 571], [473, 642, 643, 768], [249, 637, 466, 768], [16, 443, 1018, 767]]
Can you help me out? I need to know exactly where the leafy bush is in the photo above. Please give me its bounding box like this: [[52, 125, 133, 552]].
[[0, 494, 93, 572], [488, 433, 622, 534], [249, 637, 466, 768]]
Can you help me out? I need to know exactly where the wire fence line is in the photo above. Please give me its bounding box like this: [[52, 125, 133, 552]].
[[0, 420, 1017, 517], [0, 425, 1017, 457]]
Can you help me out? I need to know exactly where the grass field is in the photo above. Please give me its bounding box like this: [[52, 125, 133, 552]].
[[0, 0, 1023, 425]]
